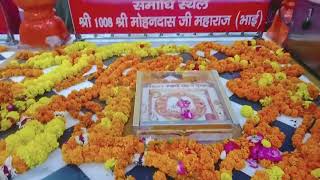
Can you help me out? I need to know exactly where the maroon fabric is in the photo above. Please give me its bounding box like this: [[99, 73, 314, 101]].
[[0, 0, 21, 34]]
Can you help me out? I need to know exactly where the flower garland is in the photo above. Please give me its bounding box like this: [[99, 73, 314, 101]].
[[62, 134, 144, 179], [0, 82, 23, 104], [24, 97, 52, 118], [14, 50, 37, 61], [22, 54, 96, 98], [142, 138, 222, 179], [0, 45, 8, 53], [153, 171, 167, 180], [227, 71, 319, 119], [0, 104, 20, 131], [95, 41, 189, 60], [95, 55, 182, 88], [24, 52, 63, 69], [13, 117, 65, 172], [0, 40, 319, 180], [53, 63, 93, 92], [0, 68, 43, 78], [0, 117, 65, 177]]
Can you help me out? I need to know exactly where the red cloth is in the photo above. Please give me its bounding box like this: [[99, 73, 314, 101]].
[[0, 0, 20, 34]]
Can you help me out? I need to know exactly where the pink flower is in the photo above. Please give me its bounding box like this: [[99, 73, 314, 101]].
[[177, 99, 191, 109], [266, 148, 282, 162], [257, 147, 269, 160], [181, 109, 193, 120], [177, 161, 186, 175], [250, 144, 282, 162], [224, 141, 240, 154]]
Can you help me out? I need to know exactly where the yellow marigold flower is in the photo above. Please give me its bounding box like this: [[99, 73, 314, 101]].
[[6, 111, 20, 121], [221, 172, 232, 180], [250, 39, 257, 46], [311, 168, 320, 178], [275, 49, 284, 57], [252, 114, 260, 124], [0, 119, 12, 131], [104, 158, 116, 171], [100, 117, 112, 128], [241, 105, 255, 118], [234, 55, 241, 62], [189, 64, 195, 69], [240, 60, 249, 67], [275, 72, 286, 81], [5, 120, 44, 153], [44, 117, 65, 138], [266, 166, 284, 180], [199, 64, 206, 71], [261, 139, 271, 148], [302, 101, 312, 109], [15, 118, 65, 169], [270, 61, 281, 72], [260, 96, 272, 107], [258, 73, 273, 87], [113, 112, 128, 123]]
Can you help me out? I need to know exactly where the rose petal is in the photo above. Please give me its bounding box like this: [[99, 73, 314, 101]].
[[177, 161, 186, 175], [224, 141, 240, 154], [249, 144, 262, 160]]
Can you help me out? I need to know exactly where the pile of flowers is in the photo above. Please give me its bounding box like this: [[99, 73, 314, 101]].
[[0, 117, 65, 178], [0, 40, 319, 180]]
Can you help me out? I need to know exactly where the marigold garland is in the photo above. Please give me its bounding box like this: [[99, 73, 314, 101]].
[[0, 40, 319, 180], [0, 117, 65, 175], [0, 68, 43, 78], [14, 50, 37, 61], [0, 45, 8, 52]]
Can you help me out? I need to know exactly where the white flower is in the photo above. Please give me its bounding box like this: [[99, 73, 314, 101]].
[[220, 150, 226, 160]]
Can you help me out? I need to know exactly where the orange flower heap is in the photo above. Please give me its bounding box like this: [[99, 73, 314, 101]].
[[0, 68, 43, 78], [62, 134, 144, 179], [143, 138, 221, 179], [0, 45, 8, 52]]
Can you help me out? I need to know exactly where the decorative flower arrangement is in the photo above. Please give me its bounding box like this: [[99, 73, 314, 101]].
[[141, 138, 223, 179], [94, 41, 189, 60], [24, 97, 52, 118], [53, 63, 93, 92], [14, 50, 37, 61], [153, 170, 167, 180], [0, 117, 65, 177], [62, 134, 144, 179], [0, 45, 8, 53], [24, 52, 62, 69], [0, 105, 20, 131], [0, 82, 23, 104], [0, 40, 319, 180], [0, 68, 43, 78], [21, 54, 97, 98]]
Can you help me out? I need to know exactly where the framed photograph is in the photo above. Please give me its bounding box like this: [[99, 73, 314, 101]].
[[133, 71, 240, 142]]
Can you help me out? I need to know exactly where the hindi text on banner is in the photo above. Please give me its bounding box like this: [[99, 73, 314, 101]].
[[132, 0, 175, 10]]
